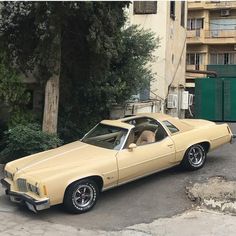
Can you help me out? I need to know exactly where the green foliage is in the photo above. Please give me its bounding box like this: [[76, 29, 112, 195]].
[[0, 123, 62, 163], [8, 110, 38, 128], [0, 2, 159, 143], [59, 24, 159, 142], [105, 25, 158, 104], [0, 54, 30, 109]]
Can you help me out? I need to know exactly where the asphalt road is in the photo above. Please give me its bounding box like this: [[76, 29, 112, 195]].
[[0, 123, 236, 231]]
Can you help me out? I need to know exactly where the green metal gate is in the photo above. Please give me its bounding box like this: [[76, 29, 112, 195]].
[[224, 78, 236, 121], [195, 78, 236, 121]]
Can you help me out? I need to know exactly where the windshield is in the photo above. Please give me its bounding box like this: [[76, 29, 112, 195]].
[[82, 123, 128, 150]]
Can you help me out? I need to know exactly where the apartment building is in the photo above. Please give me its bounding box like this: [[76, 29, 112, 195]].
[[126, 1, 187, 117], [186, 1, 236, 87]]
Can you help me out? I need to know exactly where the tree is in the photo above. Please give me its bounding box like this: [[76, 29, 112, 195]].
[[0, 2, 130, 134], [0, 53, 30, 118], [58, 24, 158, 142], [0, 2, 72, 133], [0, 2, 158, 141]]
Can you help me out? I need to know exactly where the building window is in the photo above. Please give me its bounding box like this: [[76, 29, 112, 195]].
[[187, 18, 204, 30], [210, 19, 236, 31], [186, 53, 205, 70], [210, 53, 236, 65], [170, 1, 175, 19], [181, 1, 186, 27], [133, 1, 157, 14]]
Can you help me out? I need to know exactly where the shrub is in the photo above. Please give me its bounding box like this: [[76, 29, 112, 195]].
[[0, 123, 62, 163]]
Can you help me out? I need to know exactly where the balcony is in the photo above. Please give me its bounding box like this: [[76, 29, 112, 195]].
[[188, 1, 236, 10], [205, 1, 236, 9], [187, 65, 207, 71], [205, 29, 236, 39], [187, 29, 205, 44], [186, 65, 208, 79], [187, 29, 236, 44]]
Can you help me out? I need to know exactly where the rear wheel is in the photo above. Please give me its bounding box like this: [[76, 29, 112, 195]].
[[63, 178, 99, 214], [181, 144, 206, 171]]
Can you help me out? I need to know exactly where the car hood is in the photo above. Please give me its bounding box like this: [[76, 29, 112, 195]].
[[7, 141, 117, 177]]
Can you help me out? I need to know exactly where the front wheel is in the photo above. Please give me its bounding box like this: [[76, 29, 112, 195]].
[[181, 144, 206, 171], [63, 179, 99, 214]]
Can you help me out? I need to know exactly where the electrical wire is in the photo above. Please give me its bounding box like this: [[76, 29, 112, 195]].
[[165, 34, 187, 99]]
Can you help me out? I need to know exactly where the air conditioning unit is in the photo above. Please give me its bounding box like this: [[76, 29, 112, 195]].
[[221, 9, 230, 16], [181, 91, 189, 110], [167, 94, 178, 109]]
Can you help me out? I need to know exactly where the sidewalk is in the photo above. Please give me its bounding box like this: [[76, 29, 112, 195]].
[[0, 208, 235, 236]]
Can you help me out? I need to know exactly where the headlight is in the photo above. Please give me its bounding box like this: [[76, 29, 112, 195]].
[[4, 170, 13, 181], [27, 183, 40, 195]]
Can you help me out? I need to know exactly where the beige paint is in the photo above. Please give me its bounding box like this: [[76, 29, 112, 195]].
[[2, 113, 233, 210]]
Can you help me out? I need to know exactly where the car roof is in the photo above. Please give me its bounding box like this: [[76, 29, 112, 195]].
[[101, 120, 134, 129], [101, 113, 192, 133], [120, 113, 192, 133], [120, 113, 172, 122]]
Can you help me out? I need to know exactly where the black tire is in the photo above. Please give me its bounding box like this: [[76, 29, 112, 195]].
[[63, 178, 99, 214], [181, 144, 206, 171]]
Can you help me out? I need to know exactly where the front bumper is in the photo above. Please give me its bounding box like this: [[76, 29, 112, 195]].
[[1, 178, 50, 213], [231, 134, 236, 144]]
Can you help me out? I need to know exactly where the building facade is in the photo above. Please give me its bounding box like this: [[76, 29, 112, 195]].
[[186, 1, 236, 87], [127, 1, 187, 117]]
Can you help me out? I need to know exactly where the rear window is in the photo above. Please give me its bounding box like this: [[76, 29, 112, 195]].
[[162, 120, 179, 134]]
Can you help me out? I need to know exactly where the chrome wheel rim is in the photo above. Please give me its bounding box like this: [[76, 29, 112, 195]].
[[188, 146, 205, 167], [72, 185, 94, 208]]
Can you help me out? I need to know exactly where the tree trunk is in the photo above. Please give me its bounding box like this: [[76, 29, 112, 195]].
[[42, 74, 60, 133], [42, 32, 61, 134]]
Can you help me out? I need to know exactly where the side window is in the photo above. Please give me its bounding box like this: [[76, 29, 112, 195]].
[[162, 120, 179, 134], [154, 123, 168, 142], [124, 117, 168, 147]]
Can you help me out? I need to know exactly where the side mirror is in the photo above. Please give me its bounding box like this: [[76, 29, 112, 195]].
[[128, 143, 137, 151]]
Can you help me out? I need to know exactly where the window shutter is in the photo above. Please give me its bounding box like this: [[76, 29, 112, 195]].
[[134, 1, 157, 14]]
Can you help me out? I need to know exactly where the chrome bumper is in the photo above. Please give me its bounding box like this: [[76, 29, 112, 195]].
[[1, 178, 50, 213], [231, 134, 236, 144]]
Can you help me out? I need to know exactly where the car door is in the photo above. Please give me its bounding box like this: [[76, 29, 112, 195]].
[[116, 122, 176, 185]]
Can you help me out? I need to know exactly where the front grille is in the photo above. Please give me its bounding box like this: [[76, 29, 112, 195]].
[[17, 178, 28, 192]]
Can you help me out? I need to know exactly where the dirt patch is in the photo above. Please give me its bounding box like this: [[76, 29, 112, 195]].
[[186, 176, 236, 214]]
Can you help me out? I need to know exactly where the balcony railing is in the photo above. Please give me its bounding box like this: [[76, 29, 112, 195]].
[[205, 29, 236, 38], [205, 1, 236, 8], [187, 64, 207, 71], [187, 29, 203, 38], [188, 1, 236, 10], [187, 29, 236, 44]]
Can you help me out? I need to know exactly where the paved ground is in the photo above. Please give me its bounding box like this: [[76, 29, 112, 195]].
[[0, 208, 236, 236], [0, 123, 236, 233]]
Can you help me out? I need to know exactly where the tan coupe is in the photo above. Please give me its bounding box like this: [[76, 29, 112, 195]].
[[1, 113, 235, 213]]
